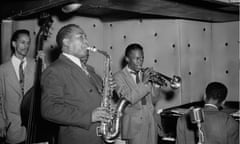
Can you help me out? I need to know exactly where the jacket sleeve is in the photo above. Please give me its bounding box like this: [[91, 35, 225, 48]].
[[0, 69, 8, 132], [227, 116, 239, 144], [175, 116, 185, 144], [41, 68, 92, 129], [114, 72, 151, 104]]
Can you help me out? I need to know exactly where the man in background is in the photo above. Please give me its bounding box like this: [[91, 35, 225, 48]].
[[176, 81, 239, 144], [0, 29, 37, 144]]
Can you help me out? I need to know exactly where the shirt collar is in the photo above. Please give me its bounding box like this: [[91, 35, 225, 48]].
[[12, 55, 26, 62], [12, 55, 27, 68], [63, 52, 83, 68], [11, 55, 27, 80], [127, 65, 137, 74], [63, 53, 89, 75], [205, 103, 218, 109]]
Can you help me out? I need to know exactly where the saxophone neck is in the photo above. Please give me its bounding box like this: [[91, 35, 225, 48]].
[[87, 47, 110, 58]]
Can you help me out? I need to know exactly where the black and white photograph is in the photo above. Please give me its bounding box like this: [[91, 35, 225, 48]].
[[0, 0, 239, 144]]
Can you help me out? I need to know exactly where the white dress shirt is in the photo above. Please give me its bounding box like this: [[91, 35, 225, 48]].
[[63, 52, 89, 75], [126, 65, 142, 84], [204, 103, 218, 109], [11, 55, 27, 81]]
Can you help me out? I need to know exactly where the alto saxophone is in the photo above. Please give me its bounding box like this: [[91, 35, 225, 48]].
[[87, 47, 129, 143]]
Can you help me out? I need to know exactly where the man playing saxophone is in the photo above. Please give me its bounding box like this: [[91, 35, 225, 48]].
[[41, 24, 116, 144]]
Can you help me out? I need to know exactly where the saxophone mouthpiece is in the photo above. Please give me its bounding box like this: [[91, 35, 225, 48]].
[[87, 47, 98, 52]]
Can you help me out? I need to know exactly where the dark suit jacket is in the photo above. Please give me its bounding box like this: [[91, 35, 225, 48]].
[[176, 105, 239, 144], [41, 54, 103, 144]]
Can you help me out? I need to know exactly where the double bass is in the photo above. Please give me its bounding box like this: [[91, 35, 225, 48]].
[[20, 14, 57, 144]]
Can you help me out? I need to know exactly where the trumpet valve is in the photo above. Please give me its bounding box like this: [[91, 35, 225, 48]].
[[170, 75, 181, 89]]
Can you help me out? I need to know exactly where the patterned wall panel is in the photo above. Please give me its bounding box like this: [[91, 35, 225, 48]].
[[1, 17, 238, 107], [212, 21, 239, 101], [179, 20, 212, 104], [103, 19, 147, 73], [3, 16, 106, 76], [1, 20, 14, 63]]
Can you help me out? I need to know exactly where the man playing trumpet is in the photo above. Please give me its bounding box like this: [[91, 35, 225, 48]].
[[114, 43, 167, 144]]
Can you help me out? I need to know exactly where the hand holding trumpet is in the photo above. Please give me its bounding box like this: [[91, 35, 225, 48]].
[[141, 67, 154, 84]]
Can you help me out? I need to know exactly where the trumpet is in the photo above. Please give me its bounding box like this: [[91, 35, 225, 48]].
[[141, 68, 181, 89]]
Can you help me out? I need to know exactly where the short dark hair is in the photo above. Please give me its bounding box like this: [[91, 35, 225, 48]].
[[125, 43, 143, 57], [56, 24, 83, 49], [11, 29, 30, 54], [205, 82, 228, 103]]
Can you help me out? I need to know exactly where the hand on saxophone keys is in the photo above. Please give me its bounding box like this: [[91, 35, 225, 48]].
[[91, 107, 113, 123], [108, 76, 117, 90]]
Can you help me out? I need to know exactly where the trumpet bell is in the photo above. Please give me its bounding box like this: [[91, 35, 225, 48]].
[[139, 67, 182, 89]]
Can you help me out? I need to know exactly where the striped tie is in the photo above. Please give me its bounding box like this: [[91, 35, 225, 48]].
[[19, 61, 24, 95]]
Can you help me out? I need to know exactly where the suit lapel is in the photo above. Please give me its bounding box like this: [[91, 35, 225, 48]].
[[122, 66, 152, 107], [87, 66, 103, 94], [6, 61, 22, 96], [24, 58, 35, 94], [122, 67, 138, 89], [121, 67, 143, 108], [60, 55, 102, 94]]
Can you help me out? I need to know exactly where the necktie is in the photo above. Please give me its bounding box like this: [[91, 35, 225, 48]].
[[131, 71, 146, 105], [135, 71, 140, 84], [19, 61, 24, 95], [81, 64, 89, 76]]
